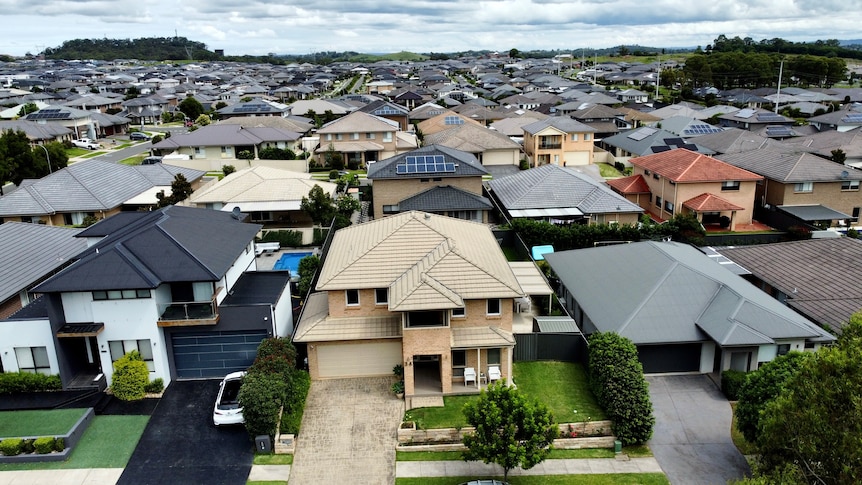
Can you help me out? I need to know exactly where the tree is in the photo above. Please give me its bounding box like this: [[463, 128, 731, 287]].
[[195, 113, 211, 126], [222, 164, 236, 176], [323, 144, 343, 169], [753, 312, 862, 484], [831, 148, 847, 164], [17, 103, 39, 117], [30, 142, 69, 177], [462, 382, 557, 482], [156, 173, 193, 207], [300, 185, 335, 226], [296, 255, 320, 297], [509, 48, 520, 59], [238, 371, 287, 439], [735, 351, 811, 443], [0, 129, 36, 193], [178, 96, 204, 120]]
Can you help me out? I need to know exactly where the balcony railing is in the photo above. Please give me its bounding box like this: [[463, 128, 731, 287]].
[[158, 296, 218, 326], [538, 143, 562, 150]]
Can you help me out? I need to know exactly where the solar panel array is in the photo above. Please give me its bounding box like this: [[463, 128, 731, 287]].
[[395, 155, 455, 175], [27, 109, 69, 120], [682, 124, 723, 136], [627, 127, 657, 141], [232, 104, 272, 113], [766, 126, 795, 137], [757, 113, 785, 122], [374, 106, 401, 115], [735, 108, 756, 119], [444, 115, 464, 125], [841, 113, 862, 123]]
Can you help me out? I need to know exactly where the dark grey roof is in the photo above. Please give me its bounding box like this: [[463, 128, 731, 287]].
[[544, 241, 833, 346], [487, 164, 642, 214], [778, 204, 851, 221], [5, 295, 49, 320], [521, 117, 596, 135], [35, 206, 261, 293], [717, 148, 862, 183], [718, 238, 862, 333], [602, 127, 715, 156], [367, 145, 488, 180], [397, 185, 492, 212], [0, 161, 205, 217], [0, 223, 87, 303], [222, 271, 291, 306]]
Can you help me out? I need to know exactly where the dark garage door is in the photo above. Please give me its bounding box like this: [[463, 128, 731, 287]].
[[171, 330, 267, 379], [637, 343, 701, 374]]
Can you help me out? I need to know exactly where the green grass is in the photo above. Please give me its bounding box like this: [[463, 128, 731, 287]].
[[729, 403, 757, 456], [513, 362, 605, 422], [247, 481, 287, 485], [0, 408, 88, 437], [396, 474, 670, 484], [597, 163, 623, 178], [119, 155, 145, 165], [0, 415, 149, 470], [397, 449, 620, 461], [405, 395, 476, 430], [65, 148, 91, 157], [253, 453, 293, 465], [80, 151, 106, 159]]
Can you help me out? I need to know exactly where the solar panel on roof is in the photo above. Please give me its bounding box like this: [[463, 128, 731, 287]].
[[444, 115, 464, 125], [757, 113, 785, 122], [396, 154, 455, 174], [652, 146, 671, 153], [374, 106, 401, 115], [840, 113, 862, 123], [736, 108, 756, 119], [766, 126, 794, 137], [627, 127, 657, 141]]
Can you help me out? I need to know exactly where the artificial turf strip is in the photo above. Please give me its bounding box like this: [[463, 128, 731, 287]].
[[0, 408, 88, 437], [513, 361, 606, 422], [0, 415, 149, 471], [396, 474, 670, 484], [253, 454, 293, 465]]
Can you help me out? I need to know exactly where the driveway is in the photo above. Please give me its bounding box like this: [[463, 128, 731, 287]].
[[647, 375, 751, 485], [118, 380, 253, 485], [289, 377, 404, 484]]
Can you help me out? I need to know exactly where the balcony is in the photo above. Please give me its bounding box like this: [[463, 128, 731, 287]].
[[538, 143, 562, 150], [158, 296, 219, 327]]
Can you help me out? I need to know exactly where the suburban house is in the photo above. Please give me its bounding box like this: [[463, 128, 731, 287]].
[[544, 241, 835, 374], [366, 145, 492, 222], [0, 160, 206, 225], [802, 108, 862, 133], [600, 126, 716, 165], [151, 123, 307, 172], [486, 164, 643, 225], [522, 117, 597, 167], [293, 211, 524, 408], [717, 238, 862, 334], [215, 99, 290, 119], [357, 100, 411, 131], [315, 110, 418, 166], [718, 108, 795, 131], [0, 206, 293, 388], [717, 147, 862, 225], [610, 148, 762, 230], [188, 165, 337, 243], [23, 105, 101, 140], [420, 114, 523, 167], [0, 223, 87, 321]]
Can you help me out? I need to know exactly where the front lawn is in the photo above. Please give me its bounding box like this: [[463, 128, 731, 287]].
[[513, 361, 605, 422], [0, 415, 148, 470], [254, 453, 293, 465], [119, 155, 145, 165], [396, 474, 669, 485], [405, 395, 475, 430], [0, 408, 88, 437], [597, 163, 623, 178]]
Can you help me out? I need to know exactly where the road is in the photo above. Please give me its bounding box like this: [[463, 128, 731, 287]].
[[77, 126, 188, 165]]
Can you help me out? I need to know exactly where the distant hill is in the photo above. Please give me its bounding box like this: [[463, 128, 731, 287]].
[[44, 37, 217, 61]]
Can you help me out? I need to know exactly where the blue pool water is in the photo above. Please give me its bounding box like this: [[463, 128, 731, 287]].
[[272, 252, 313, 274]]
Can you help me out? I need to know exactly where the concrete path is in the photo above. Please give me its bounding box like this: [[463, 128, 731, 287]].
[[647, 375, 751, 485], [248, 464, 290, 482], [396, 457, 663, 478], [288, 377, 403, 484], [0, 468, 122, 485]]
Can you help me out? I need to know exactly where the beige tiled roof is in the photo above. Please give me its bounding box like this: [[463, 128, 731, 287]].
[[417, 112, 484, 135], [314, 141, 384, 153], [189, 166, 337, 204], [451, 326, 515, 349], [317, 111, 398, 134], [294, 292, 403, 342], [317, 212, 523, 311]]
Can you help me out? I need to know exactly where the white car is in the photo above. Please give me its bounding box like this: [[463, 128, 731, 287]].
[[72, 138, 100, 150], [213, 371, 246, 426]]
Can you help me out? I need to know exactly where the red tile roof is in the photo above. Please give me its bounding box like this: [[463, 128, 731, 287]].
[[631, 148, 762, 183], [683, 193, 745, 212], [607, 174, 651, 194]]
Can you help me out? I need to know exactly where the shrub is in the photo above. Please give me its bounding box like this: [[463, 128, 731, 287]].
[[238, 372, 287, 439], [329, 170, 339, 180], [312, 228, 329, 245], [54, 437, 65, 452], [614, 161, 625, 172], [519, 158, 530, 170], [0, 372, 62, 393], [281, 370, 310, 435], [721, 370, 747, 400], [111, 350, 150, 401], [588, 332, 655, 446], [260, 230, 303, 248], [254, 338, 298, 369], [21, 438, 35, 454], [249, 355, 293, 383], [222, 165, 236, 176], [0, 438, 23, 456], [144, 378, 165, 394], [33, 437, 56, 454]]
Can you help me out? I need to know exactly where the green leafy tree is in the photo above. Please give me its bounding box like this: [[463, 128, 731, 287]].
[[587, 332, 655, 445], [323, 144, 344, 170], [17, 103, 39, 117], [31, 142, 68, 176], [509, 48, 520, 59], [222, 164, 236, 176], [178, 96, 204, 120], [238, 372, 287, 439], [831, 148, 847, 164], [296, 255, 320, 297], [124, 85, 139, 100], [0, 129, 36, 193], [156, 173, 193, 207], [735, 351, 811, 443], [195, 113, 211, 126], [462, 382, 557, 482], [300, 185, 335, 225]]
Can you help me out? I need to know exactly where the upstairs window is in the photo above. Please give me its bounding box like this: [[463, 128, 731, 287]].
[[345, 289, 360, 306], [487, 299, 501, 316], [721, 181, 741, 191], [841, 180, 860, 191], [375, 288, 388, 305], [794, 182, 813, 193]]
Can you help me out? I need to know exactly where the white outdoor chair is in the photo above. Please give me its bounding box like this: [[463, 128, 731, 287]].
[[488, 365, 502, 382], [464, 367, 477, 386]]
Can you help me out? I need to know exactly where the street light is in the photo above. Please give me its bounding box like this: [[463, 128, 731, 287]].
[[37, 144, 52, 174]]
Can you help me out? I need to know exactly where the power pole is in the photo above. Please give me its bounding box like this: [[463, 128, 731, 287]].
[[775, 60, 784, 114]]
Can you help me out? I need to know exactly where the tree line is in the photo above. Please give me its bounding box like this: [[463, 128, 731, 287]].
[[708, 35, 862, 59]]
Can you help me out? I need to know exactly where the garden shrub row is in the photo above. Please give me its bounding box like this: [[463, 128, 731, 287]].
[[0, 437, 65, 456], [0, 372, 61, 394], [720, 369, 747, 401], [260, 230, 303, 248], [587, 332, 655, 446]]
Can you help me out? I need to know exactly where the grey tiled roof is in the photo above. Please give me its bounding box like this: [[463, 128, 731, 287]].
[[367, 145, 488, 180], [397, 185, 492, 212], [487, 164, 642, 214], [717, 147, 862, 182], [522, 117, 597, 135]]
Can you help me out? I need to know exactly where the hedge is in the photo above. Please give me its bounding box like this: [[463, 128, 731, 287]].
[[720, 370, 747, 401], [280, 370, 310, 435], [0, 438, 23, 456], [260, 230, 303, 248], [111, 350, 149, 401], [0, 372, 61, 394], [33, 437, 56, 454]]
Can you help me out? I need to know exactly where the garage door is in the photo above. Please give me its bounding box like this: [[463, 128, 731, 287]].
[[637, 343, 701, 374], [171, 330, 267, 379], [317, 341, 402, 378]]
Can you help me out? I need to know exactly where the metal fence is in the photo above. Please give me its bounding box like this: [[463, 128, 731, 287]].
[[514, 333, 588, 365]]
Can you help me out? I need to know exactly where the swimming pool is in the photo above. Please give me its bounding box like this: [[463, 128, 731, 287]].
[[272, 251, 314, 275]]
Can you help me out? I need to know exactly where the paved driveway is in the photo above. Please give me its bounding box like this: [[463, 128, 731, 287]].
[[647, 375, 751, 485], [118, 380, 253, 485], [289, 377, 404, 484]]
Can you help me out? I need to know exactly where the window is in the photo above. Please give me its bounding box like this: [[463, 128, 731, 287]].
[[655, 196, 662, 208], [584, 133, 591, 141], [345, 289, 360, 306], [487, 348, 501, 365], [336, 133, 343, 141], [794, 182, 813, 193], [375, 288, 388, 305], [325, 134, 332, 141], [842, 180, 860, 191], [721, 181, 741, 191], [383, 132, 392, 142], [652, 173, 660, 180], [487, 299, 501, 316], [777, 344, 791, 356], [109, 340, 155, 372], [93, 289, 151, 300], [664, 200, 674, 214], [350, 132, 359, 140], [15, 347, 50, 374], [451, 350, 466, 377], [644, 169, 651, 176], [570, 133, 578, 141], [366, 133, 375, 140], [853, 207, 860, 222], [451, 307, 465, 318]]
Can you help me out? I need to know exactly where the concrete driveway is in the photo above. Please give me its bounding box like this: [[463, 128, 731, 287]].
[[647, 375, 751, 485], [289, 377, 404, 484], [118, 380, 253, 485]]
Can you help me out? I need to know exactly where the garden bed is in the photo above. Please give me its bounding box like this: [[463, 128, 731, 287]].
[[397, 419, 615, 450], [0, 408, 94, 463]]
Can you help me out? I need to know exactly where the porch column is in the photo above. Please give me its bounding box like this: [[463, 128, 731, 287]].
[[476, 348, 482, 389], [507, 346, 514, 387]]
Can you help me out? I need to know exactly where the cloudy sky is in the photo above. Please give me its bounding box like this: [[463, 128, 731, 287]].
[[1, 0, 860, 57]]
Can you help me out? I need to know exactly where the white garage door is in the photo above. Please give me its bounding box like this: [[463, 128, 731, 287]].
[[317, 341, 402, 378]]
